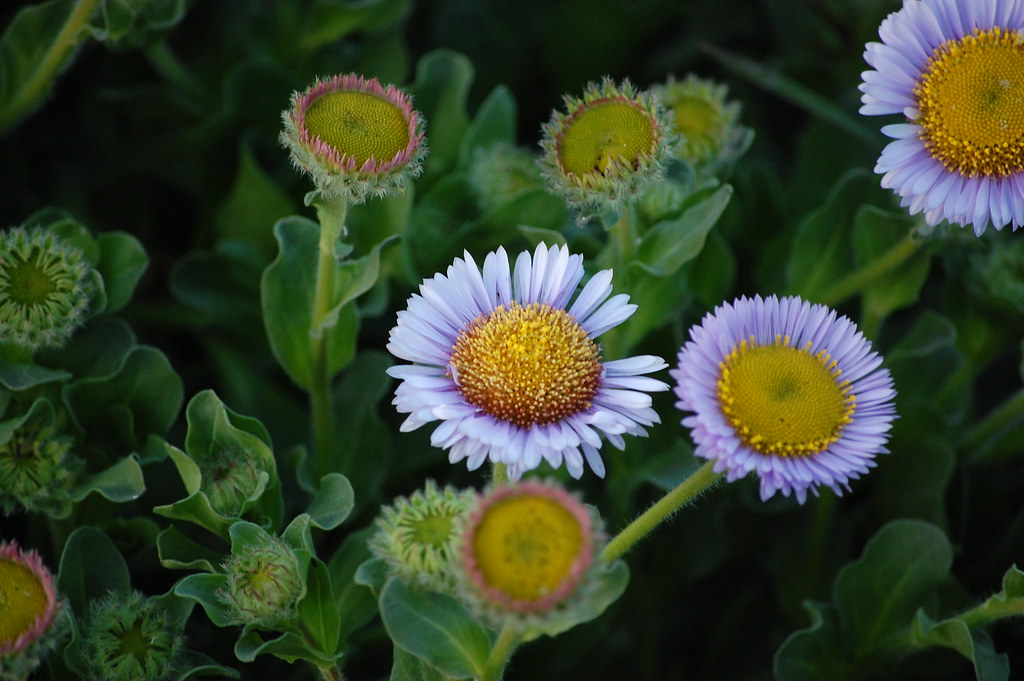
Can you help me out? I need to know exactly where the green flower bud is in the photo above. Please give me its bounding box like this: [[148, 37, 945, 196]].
[[370, 480, 476, 592], [218, 535, 304, 628], [0, 226, 95, 351], [78, 591, 185, 681], [468, 143, 543, 211], [1, 407, 81, 517]]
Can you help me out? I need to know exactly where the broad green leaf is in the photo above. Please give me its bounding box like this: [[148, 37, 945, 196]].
[[63, 344, 184, 455], [57, 526, 131, 616], [175, 650, 240, 680], [634, 184, 733, 277], [911, 612, 1009, 681], [174, 573, 235, 628], [234, 629, 336, 666], [282, 513, 316, 554], [37, 316, 135, 378], [0, 361, 71, 390], [787, 169, 874, 299], [328, 528, 379, 647], [214, 144, 297, 257], [685, 229, 736, 309], [156, 525, 222, 572], [835, 520, 952, 653], [298, 557, 341, 656], [885, 311, 966, 418], [457, 84, 516, 167], [354, 557, 390, 595], [67, 454, 145, 503], [0, 0, 95, 133], [88, 0, 188, 46], [261, 217, 378, 389], [774, 602, 852, 681], [410, 50, 473, 185], [479, 187, 569, 236], [379, 577, 490, 679], [153, 490, 236, 540], [390, 646, 447, 681], [96, 231, 148, 313], [315, 234, 400, 337], [296, 0, 409, 52], [306, 473, 355, 530], [518, 225, 568, 248]]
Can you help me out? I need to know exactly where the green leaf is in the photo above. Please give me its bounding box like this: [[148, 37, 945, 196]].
[[57, 526, 131, 616], [38, 316, 135, 378], [634, 184, 733, 277], [67, 454, 145, 503], [0, 0, 96, 133], [517, 225, 568, 248], [0, 361, 71, 390], [853, 206, 930, 332], [261, 219, 388, 389], [306, 473, 354, 530], [911, 612, 1009, 681], [174, 573, 235, 628], [410, 50, 474, 185], [457, 84, 516, 167], [174, 650, 240, 680], [296, 0, 409, 53], [63, 344, 184, 455], [156, 525, 222, 572], [96, 231, 148, 313], [153, 491, 236, 540], [88, 0, 188, 46], [354, 557, 390, 596], [774, 602, 852, 681], [379, 577, 490, 679], [787, 169, 876, 298], [328, 528, 379, 647], [234, 629, 336, 666], [885, 311, 966, 417], [390, 646, 447, 681], [298, 557, 341, 656], [282, 513, 316, 554], [835, 520, 953, 652], [214, 144, 297, 257]]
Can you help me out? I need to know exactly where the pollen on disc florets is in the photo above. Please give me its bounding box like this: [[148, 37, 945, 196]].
[[538, 77, 679, 223], [0, 540, 68, 680], [78, 591, 185, 681], [280, 73, 427, 203], [0, 413, 81, 517], [448, 301, 603, 429], [218, 535, 304, 628], [0, 226, 95, 351], [370, 480, 478, 592], [454, 480, 604, 631]]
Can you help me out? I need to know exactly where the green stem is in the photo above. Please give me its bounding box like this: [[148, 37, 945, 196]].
[[601, 461, 723, 563], [816, 233, 922, 307], [314, 664, 346, 681], [609, 208, 637, 272], [0, 0, 101, 133], [481, 622, 519, 681], [491, 462, 508, 486], [309, 197, 348, 482], [960, 386, 1024, 458], [958, 593, 1024, 629]]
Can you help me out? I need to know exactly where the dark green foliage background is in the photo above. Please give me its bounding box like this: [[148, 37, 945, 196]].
[[3, 1, 1024, 680]]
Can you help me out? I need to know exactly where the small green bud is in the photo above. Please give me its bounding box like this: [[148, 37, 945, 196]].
[[218, 535, 304, 627], [1, 409, 81, 517], [370, 480, 476, 592], [468, 143, 543, 211], [0, 226, 95, 351], [78, 591, 185, 681], [196, 446, 265, 518]]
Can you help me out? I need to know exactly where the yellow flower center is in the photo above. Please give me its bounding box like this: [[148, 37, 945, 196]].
[[672, 96, 717, 141], [449, 302, 602, 428], [916, 27, 1024, 178], [559, 99, 655, 175], [716, 337, 855, 457], [0, 557, 50, 646], [306, 90, 410, 166], [472, 494, 585, 603]]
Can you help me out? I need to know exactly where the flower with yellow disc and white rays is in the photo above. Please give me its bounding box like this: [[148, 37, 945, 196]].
[[860, 0, 1024, 235]]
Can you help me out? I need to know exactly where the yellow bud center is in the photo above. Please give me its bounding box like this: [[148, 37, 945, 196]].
[[306, 90, 410, 166], [716, 337, 855, 457], [472, 495, 585, 603], [672, 96, 716, 140], [559, 99, 655, 175], [449, 302, 602, 428], [0, 557, 49, 646], [916, 27, 1024, 178]]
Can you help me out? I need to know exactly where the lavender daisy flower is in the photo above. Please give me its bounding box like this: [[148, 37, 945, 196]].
[[859, 0, 1024, 235], [387, 243, 669, 480], [672, 295, 896, 504]]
